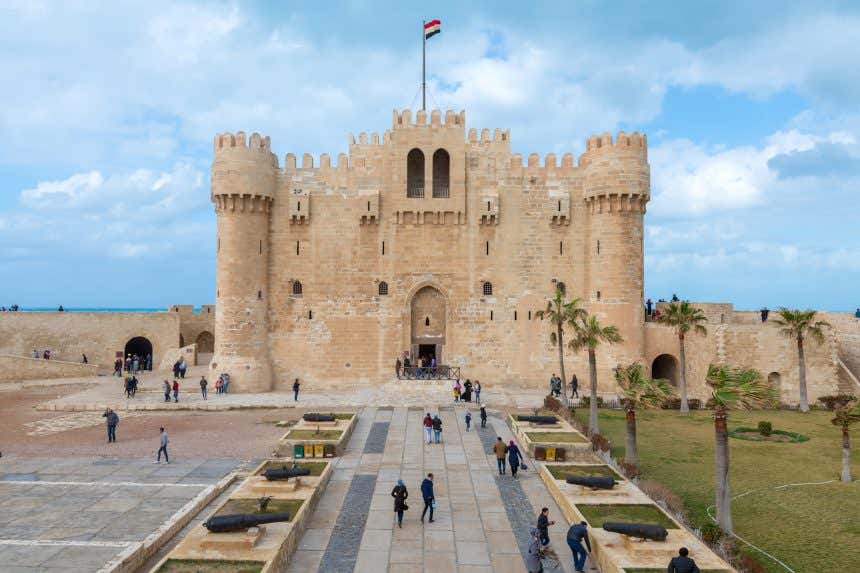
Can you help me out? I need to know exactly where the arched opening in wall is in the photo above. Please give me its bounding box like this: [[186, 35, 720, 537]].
[[483, 282, 493, 296], [378, 281, 389, 296], [292, 281, 303, 296], [179, 334, 185, 347], [195, 331, 215, 367], [556, 282, 566, 296], [768, 372, 782, 398], [652, 354, 679, 387], [432, 149, 450, 197], [410, 285, 446, 365], [407, 148, 424, 198], [124, 337, 153, 367]]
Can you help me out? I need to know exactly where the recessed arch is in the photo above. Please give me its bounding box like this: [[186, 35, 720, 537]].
[[292, 281, 303, 296], [410, 285, 446, 363], [652, 353, 679, 386], [195, 331, 214, 354], [768, 371, 782, 396], [407, 148, 424, 198], [124, 336, 153, 363], [378, 281, 389, 296], [432, 148, 450, 198], [483, 282, 493, 296]]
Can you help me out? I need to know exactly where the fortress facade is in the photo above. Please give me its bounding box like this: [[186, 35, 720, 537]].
[[207, 107, 859, 401]]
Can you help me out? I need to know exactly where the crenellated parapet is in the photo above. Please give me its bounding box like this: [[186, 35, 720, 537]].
[[580, 130, 649, 214], [392, 108, 466, 129]]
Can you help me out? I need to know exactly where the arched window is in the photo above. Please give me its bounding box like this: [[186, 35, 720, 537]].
[[407, 148, 424, 198], [378, 281, 388, 296], [556, 282, 566, 296], [483, 282, 493, 296], [433, 149, 450, 197], [292, 281, 303, 296]]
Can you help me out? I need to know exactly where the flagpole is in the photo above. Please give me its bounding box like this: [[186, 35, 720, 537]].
[[422, 20, 426, 111]]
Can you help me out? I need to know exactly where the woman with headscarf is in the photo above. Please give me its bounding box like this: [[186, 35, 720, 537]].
[[508, 440, 523, 478], [391, 479, 409, 528]]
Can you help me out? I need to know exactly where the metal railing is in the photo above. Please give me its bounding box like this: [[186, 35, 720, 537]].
[[432, 185, 450, 198], [407, 185, 424, 198], [399, 365, 460, 380]]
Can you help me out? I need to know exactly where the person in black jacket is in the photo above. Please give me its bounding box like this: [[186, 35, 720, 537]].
[[667, 547, 700, 573], [566, 521, 591, 572], [536, 507, 555, 547], [420, 473, 435, 523], [391, 479, 408, 528]]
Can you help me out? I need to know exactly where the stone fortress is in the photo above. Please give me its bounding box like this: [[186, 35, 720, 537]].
[[1, 108, 858, 404]]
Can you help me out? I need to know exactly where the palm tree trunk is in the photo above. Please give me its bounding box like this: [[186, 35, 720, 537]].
[[797, 337, 809, 412], [625, 407, 638, 468], [679, 333, 689, 413], [714, 409, 733, 532], [558, 324, 568, 408], [841, 428, 852, 483], [588, 348, 599, 435]]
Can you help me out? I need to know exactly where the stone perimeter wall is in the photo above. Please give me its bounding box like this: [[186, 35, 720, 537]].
[[0, 354, 99, 382]]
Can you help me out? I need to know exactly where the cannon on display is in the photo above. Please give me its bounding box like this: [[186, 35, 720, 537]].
[[263, 464, 311, 481], [516, 415, 558, 425], [565, 475, 616, 490], [602, 522, 669, 541], [203, 512, 292, 533], [303, 413, 336, 423]]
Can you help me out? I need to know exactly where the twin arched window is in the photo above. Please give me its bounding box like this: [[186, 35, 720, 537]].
[[407, 148, 449, 198]]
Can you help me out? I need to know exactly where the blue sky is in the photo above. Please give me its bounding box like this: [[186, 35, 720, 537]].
[[1, 1, 859, 310]]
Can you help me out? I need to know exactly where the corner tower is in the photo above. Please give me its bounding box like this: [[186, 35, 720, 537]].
[[581, 131, 649, 367], [210, 131, 277, 392]]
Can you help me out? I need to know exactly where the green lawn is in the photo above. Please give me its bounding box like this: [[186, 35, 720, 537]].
[[624, 570, 729, 573], [285, 429, 343, 440], [258, 460, 328, 476], [525, 431, 588, 443], [215, 498, 304, 518], [576, 503, 678, 529], [545, 464, 623, 480], [575, 409, 860, 572], [158, 559, 264, 573]]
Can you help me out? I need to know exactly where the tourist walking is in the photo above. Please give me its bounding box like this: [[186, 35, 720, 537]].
[[155, 427, 169, 464], [463, 379, 473, 402], [125, 376, 134, 399], [760, 307, 770, 322], [423, 413, 433, 444], [293, 378, 300, 401], [131, 355, 139, 374], [646, 298, 653, 317], [179, 360, 187, 379], [475, 380, 481, 403], [453, 381, 461, 402], [494, 437, 507, 475], [432, 414, 442, 443], [667, 547, 700, 573], [200, 376, 208, 400], [163, 379, 171, 402], [172, 360, 180, 378], [215, 376, 223, 395], [146, 353, 152, 371], [508, 440, 523, 478], [102, 408, 119, 443], [537, 507, 555, 547], [222, 373, 230, 394], [571, 374, 579, 398], [82, 353, 88, 364], [32, 349, 39, 359], [172, 380, 179, 402], [391, 479, 408, 528], [479, 404, 487, 428], [395, 357, 402, 379], [129, 375, 138, 397], [420, 473, 435, 523], [566, 521, 591, 572], [114, 359, 122, 377], [465, 409, 472, 432]]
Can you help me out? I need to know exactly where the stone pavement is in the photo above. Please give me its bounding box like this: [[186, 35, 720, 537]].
[[0, 456, 243, 572], [288, 406, 599, 573]]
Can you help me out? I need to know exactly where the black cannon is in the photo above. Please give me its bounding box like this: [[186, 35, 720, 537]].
[[516, 415, 558, 424], [603, 522, 669, 541], [303, 413, 336, 423], [263, 465, 311, 481], [203, 512, 292, 533], [565, 475, 616, 490]]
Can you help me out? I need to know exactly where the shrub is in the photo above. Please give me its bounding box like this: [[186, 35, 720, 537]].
[[638, 479, 685, 518], [590, 433, 611, 452], [662, 397, 701, 410], [699, 521, 723, 544], [543, 394, 562, 411], [617, 460, 639, 478], [757, 421, 773, 436], [818, 394, 857, 410], [580, 396, 605, 408], [738, 554, 767, 573]]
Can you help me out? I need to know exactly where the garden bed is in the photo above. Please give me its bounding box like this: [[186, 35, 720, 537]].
[[214, 498, 304, 518], [284, 429, 343, 440], [728, 427, 809, 443], [546, 464, 623, 481], [157, 559, 265, 573], [256, 460, 328, 476], [576, 504, 678, 529], [525, 431, 588, 443], [624, 569, 730, 573]]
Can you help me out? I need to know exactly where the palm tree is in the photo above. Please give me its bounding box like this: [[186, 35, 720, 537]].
[[535, 289, 586, 406], [658, 301, 707, 413], [831, 400, 860, 483], [706, 364, 777, 532], [569, 315, 623, 435], [772, 308, 831, 412], [614, 362, 675, 469]]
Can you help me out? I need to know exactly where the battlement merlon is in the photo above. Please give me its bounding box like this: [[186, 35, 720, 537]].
[[392, 108, 467, 129]]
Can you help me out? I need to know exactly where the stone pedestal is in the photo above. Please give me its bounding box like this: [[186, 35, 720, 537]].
[[200, 526, 265, 550]]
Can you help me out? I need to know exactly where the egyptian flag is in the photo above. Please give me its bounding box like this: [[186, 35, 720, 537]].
[[424, 19, 441, 40]]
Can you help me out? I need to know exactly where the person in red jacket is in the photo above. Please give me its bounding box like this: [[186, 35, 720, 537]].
[[172, 379, 179, 402], [423, 413, 433, 444]]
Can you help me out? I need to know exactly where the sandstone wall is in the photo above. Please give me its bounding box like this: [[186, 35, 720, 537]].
[[167, 305, 216, 354], [0, 354, 99, 382], [0, 312, 181, 369]]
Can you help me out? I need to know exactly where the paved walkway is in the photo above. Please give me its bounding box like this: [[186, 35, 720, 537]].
[[289, 406, 598, 573]]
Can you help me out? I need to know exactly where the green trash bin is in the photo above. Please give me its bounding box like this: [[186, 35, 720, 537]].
[[294, 444, 305, 459]]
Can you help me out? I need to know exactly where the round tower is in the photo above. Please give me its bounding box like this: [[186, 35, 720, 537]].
[[210, 131, 277, 392], [581, 131, 649, 374]]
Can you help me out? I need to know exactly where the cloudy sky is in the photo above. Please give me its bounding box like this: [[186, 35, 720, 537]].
[[1, 1, 858, 310]]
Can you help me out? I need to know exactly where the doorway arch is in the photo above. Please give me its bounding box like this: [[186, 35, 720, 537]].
[[410, 285, 446, 363], [124, 337, 153, 363], [652, 354, 679, 386], [195, 331, 215, 353]]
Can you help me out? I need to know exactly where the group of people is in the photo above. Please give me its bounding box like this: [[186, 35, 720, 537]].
[[100, 410, 170, 464], [526, 510, 593, 573], [452, 378, 481, 402], [390, 473, 437, 527], [1, 304, 21, 311], [396, 351, 441, 378], [493, 436, 524, 477], [113, 353, 153, 376], [172, 359, 188, 378], [32, 348, 53, 360], [549, 372, 578, 399]]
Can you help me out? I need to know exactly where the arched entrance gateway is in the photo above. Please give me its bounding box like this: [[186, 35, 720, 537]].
[[410, 285, 446, 364], [652, 353, 679, 386], [124, 337, 153, 366]]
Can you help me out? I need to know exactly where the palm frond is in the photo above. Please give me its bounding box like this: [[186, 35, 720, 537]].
[[773, 308, 830, 345], [831, 400, 860, 430], [568, 314, 623, 351], [615, 362, 675, 409], [657, 301, 708, 337], [706, 364, 777, 410]]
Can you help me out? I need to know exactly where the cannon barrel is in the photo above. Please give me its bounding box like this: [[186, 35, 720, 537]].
[[516, 415, 558, 424], [263, 466, 312, 481], [303, 413, 336, 422], [565, 475, 616, 490], [203, 512, 292, 533], [602, 522, 668, 541]]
